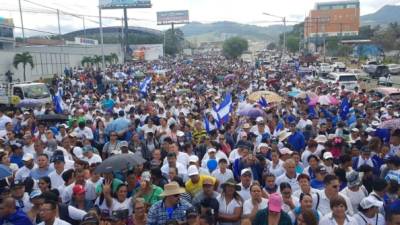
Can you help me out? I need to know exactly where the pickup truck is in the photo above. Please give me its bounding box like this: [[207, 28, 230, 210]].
[[0, 82, 52, 109]]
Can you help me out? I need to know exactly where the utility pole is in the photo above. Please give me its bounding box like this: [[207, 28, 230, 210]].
[[57, 9, 61, 37], [18, 0, 25, 42], [283, 17, 286, 55], [98, 4, 105, 70], [123, 7, 129, 62]]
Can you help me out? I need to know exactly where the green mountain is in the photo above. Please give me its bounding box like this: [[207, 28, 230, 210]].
[[361, 5, 400, 26], [180, 21, 292, 43]]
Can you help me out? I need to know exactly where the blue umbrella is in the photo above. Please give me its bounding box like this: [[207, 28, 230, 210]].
[[0, 164, 12, 179], [238, 107, 266, 119]]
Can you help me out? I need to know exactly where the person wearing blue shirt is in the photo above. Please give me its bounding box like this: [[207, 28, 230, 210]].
[[10, 144, 24, 168], [310, 166, 327, 190], [287, 122, 306, 152], [30, 154, 53, 180], [0, 197, 33, 225], [352, 146, 384, 176], [101, 94, 115, 111]]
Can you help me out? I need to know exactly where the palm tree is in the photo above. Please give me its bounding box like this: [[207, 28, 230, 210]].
[[93, 55, 102, 68], [13, 52, 34, 82], [110, 53, 119, 64], [81, 56, 93, 67], [104, 55, 112, 65]]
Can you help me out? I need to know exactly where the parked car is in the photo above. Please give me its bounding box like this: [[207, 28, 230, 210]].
[[318, 63, 332, 74], [370, 65, 390, 79], [388, 64, 400, 75], [319, 72, 359, 91], [348, 68, 369, 80], [332, 62, 346, 72], [362, 60, 379, 74]]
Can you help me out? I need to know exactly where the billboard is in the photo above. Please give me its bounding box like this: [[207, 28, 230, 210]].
[[157, 10, 189, 25], [99, 0, 151, 9], [0, 17, 14, 39], [130, 44, 163, 61]]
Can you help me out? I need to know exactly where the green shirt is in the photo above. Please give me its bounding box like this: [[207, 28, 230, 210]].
[[137, 185, 163, 206], [252, 208, 293, 225], [95, 178, 123, 194]]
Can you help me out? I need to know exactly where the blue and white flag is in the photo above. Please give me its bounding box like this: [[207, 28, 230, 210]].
[[258, 96, 268, 108], [53, 89, 64, 114], [203, 114, 212, 133], [340, 97, 350, 120], [216, 92, 232, 125], [139, 76, 152, 96]]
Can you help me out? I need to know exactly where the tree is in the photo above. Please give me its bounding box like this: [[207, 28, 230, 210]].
[[222, 37, 249, 59], [81, 56, 93, 67], [286, 36, 300, 53], [267, 42, 277, 50], [164, 28, 185, 56], [93, 55, 102, 67], [13, 52, 34, 82], [109, 53, 119, 64]]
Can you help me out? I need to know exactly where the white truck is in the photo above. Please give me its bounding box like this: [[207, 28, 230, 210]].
[[0, 82, 52, 109]]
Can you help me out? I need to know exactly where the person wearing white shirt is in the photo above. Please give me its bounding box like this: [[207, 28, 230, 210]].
[[201, 148, 229, 169], [81, 146, 102, 166], [238, 168, 252, 200], [211, 158, 234, 191], [162, 143, 189, 167], [276, 159, 300, 193], [73, 123, 94, 140], [160, 152, 188, 181], [340, 171, 368, 213], [228, 148, 241, 164], [315, 175, 354, 216], [353, 196, 385, 225], [15, 153, 36, 182], [243, 183, 268, 220], [268, 150, 285, 177], [301, 140, 320, 168], [38, 201, 72, 225], [62, 169, 97, 204], [48, 154, 66, 189], [0, 111, 12, 130], [22, 134, 35, 155], [280, 182, 300, 213]]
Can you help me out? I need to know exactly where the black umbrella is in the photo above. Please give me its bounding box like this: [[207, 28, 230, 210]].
[[95, 152, 146, 173], [36, 114, 68, 122]]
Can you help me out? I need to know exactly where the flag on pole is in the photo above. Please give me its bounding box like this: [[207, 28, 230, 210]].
[[53, 90, 64, 114], [216, 92, 232, 125], [340, 97, 350, 120], [258, 96, 268, 108], [203, 114, 212, 134], [139, 76, 152, 96]]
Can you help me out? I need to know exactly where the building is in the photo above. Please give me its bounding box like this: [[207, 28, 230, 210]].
[[0, 17, 14, 50], [304, 0, 360, 39]]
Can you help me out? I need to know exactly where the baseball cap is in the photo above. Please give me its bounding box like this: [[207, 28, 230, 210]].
[[186, 207, 199, 217], [314, 135, 328, 144], [80, 214, 99, 225], [256, 117, 265, 123], [141, 171, 151, 182], [360, 196, 384, 209], [351, 128, 359, 133], [177, 131, 185, 137], [52, 154, 65, 163], [188, 165, 199, 176], [323, 152, 333, 160], [346, 171, 361, 188], [241, 168, 252, 176], [11, 180, 25, 189], [22, 153, 34, 161], [72, 184, 86, 195], [315, 165, 327, 174], [207, 148, 217, 153], [189, 155, 199, 163], [29, 190, 42, 199], [119, 141, 129, 148], [268, 193, 282, 213]]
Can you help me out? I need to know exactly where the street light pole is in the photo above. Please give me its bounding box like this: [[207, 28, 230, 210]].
[[18, 0, 25, 42], [98, 3, 105, 69]]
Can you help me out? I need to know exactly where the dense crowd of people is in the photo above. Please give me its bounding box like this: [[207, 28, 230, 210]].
[[0, 54, 400, 225]]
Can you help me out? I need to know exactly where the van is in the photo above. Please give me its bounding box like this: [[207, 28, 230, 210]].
[[320, 72, 359, 91]]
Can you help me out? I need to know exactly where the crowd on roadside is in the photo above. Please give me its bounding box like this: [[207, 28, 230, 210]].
[[0, 54, 400, 225]]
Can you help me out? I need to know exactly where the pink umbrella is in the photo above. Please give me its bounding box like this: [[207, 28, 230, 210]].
[[308, 95, 339, 106], [329, 96, 340, 105]]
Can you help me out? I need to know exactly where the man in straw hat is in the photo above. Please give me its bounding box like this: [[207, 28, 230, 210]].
[[147, 182, 193, 225]]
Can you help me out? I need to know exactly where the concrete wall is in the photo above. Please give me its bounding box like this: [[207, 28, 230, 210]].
[[0, 44, 123, 82]]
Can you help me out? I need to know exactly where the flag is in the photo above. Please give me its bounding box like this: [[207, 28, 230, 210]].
[[216, 92, 232, 125], [203, 114, 211, 134], [139, 76, 152, 96], [258, 96, 268, 108], [275, 121, 284, 133], [53, 89, 64, 114], [306, 95, 316, 118], [340, 97, 350, 120], [212, 104, 222, 129], [375, 128, 391, 144]]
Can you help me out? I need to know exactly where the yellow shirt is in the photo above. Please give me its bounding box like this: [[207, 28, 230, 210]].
[[185, 175, 216, 196]]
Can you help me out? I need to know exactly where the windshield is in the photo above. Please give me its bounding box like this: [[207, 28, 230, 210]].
[[339, 75, 357, 82], [22, 84, 50, 99], [390, 93, 400, 100]]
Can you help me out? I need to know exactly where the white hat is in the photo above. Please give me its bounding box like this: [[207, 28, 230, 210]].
[[177, 131, 185, 137], [314, 135, 328, 144], [241, 168, 252, 176], [328, 134, 337, 140], [359, 196, 384, 209], [256, 117, 264, 123], [351, 128, 359, 133], [278, 130, 292, 142], [257, 143, 269, 152], [189, 155, 199, 163], [279, 147, 293, 155], [73, 147, 83, 158], [207, 148, 217, 153], [22, 153, 34, 161], [365, 127, 376, 133], [371, 121, 380, 127], [188, 165, 199, 176], [323, 152, 333, 160]]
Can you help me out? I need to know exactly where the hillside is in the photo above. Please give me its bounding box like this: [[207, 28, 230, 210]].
[[361, 5, 400, 26], [180, 21, 292, 42]]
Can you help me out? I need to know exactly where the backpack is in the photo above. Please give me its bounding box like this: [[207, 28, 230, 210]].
[[59, 203, 80, 225]]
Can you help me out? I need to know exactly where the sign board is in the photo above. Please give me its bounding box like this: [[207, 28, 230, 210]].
[[0, 17, 14, 39], [157, 10, 189, 25], [130, 44, 163, 61], [74, 37, 98, 45], [99, 0, 151, 9]]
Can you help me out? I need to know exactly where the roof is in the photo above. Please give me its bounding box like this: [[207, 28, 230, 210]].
[[12, 82, 47, 87]]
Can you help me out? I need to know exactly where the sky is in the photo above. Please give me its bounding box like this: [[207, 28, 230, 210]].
[[1, 0, 400, 37]]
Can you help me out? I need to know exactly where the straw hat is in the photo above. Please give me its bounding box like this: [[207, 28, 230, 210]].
[[221, 178, 241, 191], [159, 182, 186, 197], [278, 130, 292, 142]]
